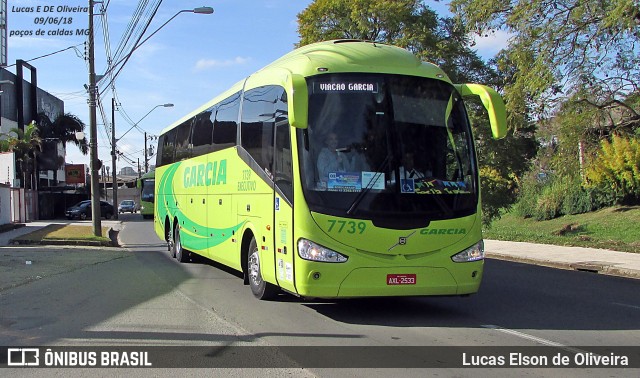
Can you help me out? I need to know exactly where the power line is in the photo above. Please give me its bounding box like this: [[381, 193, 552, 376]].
[[4, 44, 84, 68]]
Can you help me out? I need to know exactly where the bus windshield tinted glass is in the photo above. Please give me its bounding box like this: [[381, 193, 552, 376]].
[[141, 179, 155, 203], [298, 73, 477, 225]]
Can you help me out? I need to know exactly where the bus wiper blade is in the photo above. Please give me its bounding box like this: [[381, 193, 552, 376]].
[[346, 154, 390, 215]]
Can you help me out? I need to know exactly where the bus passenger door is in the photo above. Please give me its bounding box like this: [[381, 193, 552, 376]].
[[273, 120, 296, 293]]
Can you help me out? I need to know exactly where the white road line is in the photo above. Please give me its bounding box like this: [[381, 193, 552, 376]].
[[482, 324, 588, 355], [612, 302, 640, 311]]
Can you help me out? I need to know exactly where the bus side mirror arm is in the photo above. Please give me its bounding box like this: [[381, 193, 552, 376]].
[[455, 83, 508, 139]]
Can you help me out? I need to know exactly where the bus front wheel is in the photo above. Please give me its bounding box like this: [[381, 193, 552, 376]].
[[247, 237, 278, 300]]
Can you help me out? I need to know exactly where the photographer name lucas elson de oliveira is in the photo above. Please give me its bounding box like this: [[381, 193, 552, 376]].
[[463, 351, 629, 367]]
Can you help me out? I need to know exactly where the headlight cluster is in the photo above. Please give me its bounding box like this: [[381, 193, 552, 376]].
[[451, 240, 484, 262], [297, 239, 348, 263]]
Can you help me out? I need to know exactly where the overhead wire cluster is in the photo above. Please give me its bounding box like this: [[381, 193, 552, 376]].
[[94, 0, 164, 170], [12, 1, 167, 171]]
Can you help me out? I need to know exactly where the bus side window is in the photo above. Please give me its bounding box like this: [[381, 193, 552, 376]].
[[241, 86, 284, 176], [274, 120, 292, 201], [159, 129, 177, 166], [214, 92, 240, 151], [191, 108, 215, 157], [174, 119, 193, 161]]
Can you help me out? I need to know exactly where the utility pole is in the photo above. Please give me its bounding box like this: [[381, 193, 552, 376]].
[[102, 165, 107, 201], [88, 0, 102, 236], [144, 132, 148, 173], [112, 97, 118, 219]]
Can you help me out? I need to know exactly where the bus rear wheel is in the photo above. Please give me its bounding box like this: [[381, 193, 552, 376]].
[[248, 237, 278, 300], [173, 223, 188, 263]]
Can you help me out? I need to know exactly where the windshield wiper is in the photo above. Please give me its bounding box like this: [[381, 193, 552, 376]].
[[346, 154, 390, 215]]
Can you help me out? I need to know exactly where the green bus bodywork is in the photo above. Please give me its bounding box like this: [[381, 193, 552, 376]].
[[138, 170, 155, 219], [154, 40, 507, 299]]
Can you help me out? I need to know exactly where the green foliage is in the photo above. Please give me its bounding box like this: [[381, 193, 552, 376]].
[[514, 173, 607, 221], [451, 0, 640, 117], [479, 167, 514, 226], [512, 173, 541, 219], [485, 206, 640, 253], [534, 179, 567, 221], [561, 182, 597, 215], [36, 112, 88, 155], [470, 98, 538, 224], [1, 122, 42, 189], [0, 123, 40, 153], [297, 0, 428, 46], [585, 135, 640, 204], [297, 0, 492, 82]]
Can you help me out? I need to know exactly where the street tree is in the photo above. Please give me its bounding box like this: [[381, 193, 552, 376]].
[[36, 112, 88, 185], [36, 112, 88, 154], [0, 122, 42, 189], [297, 0, 493, 83], [450, 0, 640, 121]]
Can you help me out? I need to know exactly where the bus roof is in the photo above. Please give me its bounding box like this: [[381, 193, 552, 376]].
[[140, 170, 155, 179], [264, 39, 447, 78], [160, 40, 451, 135]]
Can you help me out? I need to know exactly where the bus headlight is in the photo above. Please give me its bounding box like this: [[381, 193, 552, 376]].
[[451, 240, 484, 262], [298, 239, 348, 263]]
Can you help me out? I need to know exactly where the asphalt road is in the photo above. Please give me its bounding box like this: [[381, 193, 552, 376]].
[[1, 213, 639, 376]]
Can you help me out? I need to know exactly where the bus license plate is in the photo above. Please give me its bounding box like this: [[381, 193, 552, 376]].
[[387, 274, 416, 285]]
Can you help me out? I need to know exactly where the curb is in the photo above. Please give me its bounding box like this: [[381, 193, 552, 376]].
[[8, 226, 121, 248], [0, 223, 26, 234], [10, 238, 115, 247]]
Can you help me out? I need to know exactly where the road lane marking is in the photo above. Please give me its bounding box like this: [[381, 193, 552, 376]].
[[482, 324, 588, 355], [612, 302, 640, 311]]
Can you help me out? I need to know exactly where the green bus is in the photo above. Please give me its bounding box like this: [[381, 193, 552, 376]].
[[154, 40, 507, 300], [138, 170, 155, 219]]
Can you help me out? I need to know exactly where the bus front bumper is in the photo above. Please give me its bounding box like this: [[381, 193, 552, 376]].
[[294, 262, 483, 299]]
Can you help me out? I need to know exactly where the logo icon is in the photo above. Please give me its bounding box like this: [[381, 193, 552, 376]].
[[400, 178, 415, 193], [7, 348, 40, 366], [388, 231, 416, 251]]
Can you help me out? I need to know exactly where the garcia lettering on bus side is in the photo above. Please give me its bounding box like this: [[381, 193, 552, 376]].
[[183, 159, 227, 188]]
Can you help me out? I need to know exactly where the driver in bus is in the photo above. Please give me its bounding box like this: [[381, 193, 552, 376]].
[[399, 152, 432, 179], [316, 132, 350, 184]]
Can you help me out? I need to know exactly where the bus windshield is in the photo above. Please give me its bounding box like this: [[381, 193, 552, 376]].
[[298, 73, 477, 228], [141, 178, 155, 203]]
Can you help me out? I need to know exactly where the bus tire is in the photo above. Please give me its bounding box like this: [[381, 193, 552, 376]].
[[247, 236, 278, 300], [173, 223, 189, 263], [165, 218, 173, 254]]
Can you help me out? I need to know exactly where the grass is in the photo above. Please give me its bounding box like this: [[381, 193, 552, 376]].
[[11, 224, 113, 246], [484, 206, 640, 253]]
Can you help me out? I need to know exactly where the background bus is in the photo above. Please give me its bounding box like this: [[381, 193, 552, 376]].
[[138, 170, 155, 219], [154, 40, 506, 300]]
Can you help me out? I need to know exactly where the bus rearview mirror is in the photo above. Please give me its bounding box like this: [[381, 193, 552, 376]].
[[455, 83, 508, 139], [287, 74, 308, 129]]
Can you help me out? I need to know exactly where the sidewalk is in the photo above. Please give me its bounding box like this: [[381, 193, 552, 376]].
[[0, 221, 128, 292], [485, 239, 640, 280], [1, 223, 639, 280], [0, 220, 123, 247]]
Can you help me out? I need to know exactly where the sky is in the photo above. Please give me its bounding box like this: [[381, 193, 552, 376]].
[[6, 0, 509, 173]]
